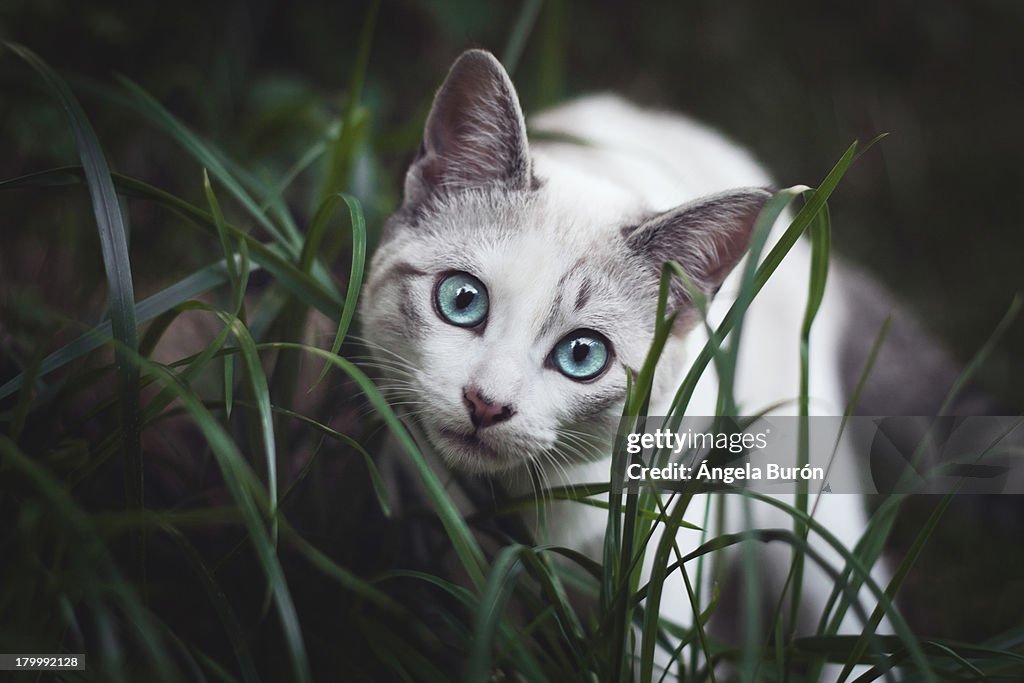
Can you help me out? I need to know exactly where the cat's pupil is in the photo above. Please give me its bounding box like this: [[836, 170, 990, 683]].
[[455, 288, 475, 309], [572, 341, 589, 363]]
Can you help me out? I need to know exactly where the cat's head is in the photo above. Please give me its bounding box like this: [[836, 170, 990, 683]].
[[360, 50, 769, 475]]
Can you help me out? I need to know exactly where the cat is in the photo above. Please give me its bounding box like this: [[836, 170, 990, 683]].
[[359, 48, 895, 677]]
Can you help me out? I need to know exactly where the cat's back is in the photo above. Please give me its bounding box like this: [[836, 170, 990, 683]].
[[529, 94, 772, 212]]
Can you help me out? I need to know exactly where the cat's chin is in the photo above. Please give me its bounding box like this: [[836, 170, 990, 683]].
[[430, 426, 525, 475]]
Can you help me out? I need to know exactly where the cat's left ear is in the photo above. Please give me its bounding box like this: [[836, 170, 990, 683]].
[[403, 49, 532, 210], [625, 188, 772, 300]]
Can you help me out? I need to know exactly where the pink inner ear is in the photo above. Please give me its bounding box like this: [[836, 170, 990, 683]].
[[703, 201, 765, 288]]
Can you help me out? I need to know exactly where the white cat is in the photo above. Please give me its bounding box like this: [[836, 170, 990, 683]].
[[360, 49, 889, 678]]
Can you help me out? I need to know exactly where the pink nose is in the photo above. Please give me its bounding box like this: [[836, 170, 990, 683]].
[[463, 387, 515, 428]]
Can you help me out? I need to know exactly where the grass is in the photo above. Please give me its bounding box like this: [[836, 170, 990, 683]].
[[2, 13, 1024, 682]]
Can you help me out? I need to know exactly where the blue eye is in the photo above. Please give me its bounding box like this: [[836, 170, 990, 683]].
[[552, 330, 611, 381], [435, 272, 489, 327]]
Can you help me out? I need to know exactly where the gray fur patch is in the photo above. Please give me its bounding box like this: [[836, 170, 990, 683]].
[[565, 386, 628, 422], [574, 280, 592, 312], [364, 260, 427, 303], [836, 263, 1002, 416], [398, 279, 425, 334]]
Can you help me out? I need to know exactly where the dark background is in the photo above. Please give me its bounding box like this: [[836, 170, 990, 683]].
[[2, 0, 1023, 647], [3, 0, 1022, 404]]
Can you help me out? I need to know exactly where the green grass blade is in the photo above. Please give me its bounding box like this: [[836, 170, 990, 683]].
[[5, 42, 144, 557], [741, 492, 937, 682], [116, 76, 300, 251], [306, 193, 366, 383], [501, 0, 546, 76], [216, 153, 304, 250], [0, 165, 354, 400], [267, 403, 391, 517], [713, 187, 790, 417], [204, 170, 246, 309], [317, 0, 378, 207], [205, 169, 250, 421], [787, 194, 831, 645], [217, 315, 278, 545], [160, 525, 261, 683], [466, 544, 527, 683], [276, 522, 408, 615]]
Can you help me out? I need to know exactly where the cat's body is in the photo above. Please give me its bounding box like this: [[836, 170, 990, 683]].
[[360, 50, 886, 676]]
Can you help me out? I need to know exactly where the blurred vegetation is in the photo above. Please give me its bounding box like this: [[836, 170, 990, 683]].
[[1, 1, 1023, 681]]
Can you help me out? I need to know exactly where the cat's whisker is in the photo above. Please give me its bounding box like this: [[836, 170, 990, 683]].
[[521, 459, 545, 528], [535, 446, 576, 504], [534, 454, 559, 511], [374, 383, 423, 396], [349, 351, 416, 367], [348, 335, 419, 367], [353, 360, 419, 381]]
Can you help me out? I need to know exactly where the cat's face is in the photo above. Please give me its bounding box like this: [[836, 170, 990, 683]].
[[361, 188, 658, 474], [360, 50, 768, 475]]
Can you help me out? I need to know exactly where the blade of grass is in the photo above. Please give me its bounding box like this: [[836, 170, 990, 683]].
[[317, 0, 378, 207], [501, 0, 545, 76], [713, 187, 791, 417], [607, 264, 678, 682], [467, 545, 535, 683], [204, 170, 249, 311], [788, 193, 831, 645], [160, 525, 261, 683], [215, 314, 278, 547], [837, 419, 1023, 683], [5, 41, 144, 568], [264, 403, 391, 517], [116, 76, 301, 251], [304, 193, 366, 383], [741, 492, 936, 681], [537, 0, 566, 106], [205, 169, 251, 419]]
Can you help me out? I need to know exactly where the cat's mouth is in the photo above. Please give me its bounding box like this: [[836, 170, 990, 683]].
[[437, 427, 513, 469]]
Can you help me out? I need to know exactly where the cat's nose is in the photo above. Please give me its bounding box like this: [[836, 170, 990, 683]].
[[463, 386, 515, 429]]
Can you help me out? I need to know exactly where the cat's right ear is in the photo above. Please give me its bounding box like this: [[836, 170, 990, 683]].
[[403, 50, 532, 210], [625, 187, 772, 302]]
